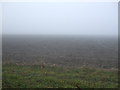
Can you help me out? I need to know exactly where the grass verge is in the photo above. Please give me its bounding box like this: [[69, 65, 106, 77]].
[[2, 64, 118, 88]]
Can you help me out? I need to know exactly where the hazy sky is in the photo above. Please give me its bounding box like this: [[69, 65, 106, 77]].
[[2, 2, 118, 35], [0, 3, 2, 35]]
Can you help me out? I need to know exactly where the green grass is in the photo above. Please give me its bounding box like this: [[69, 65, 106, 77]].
[[2, 64, 118, 88]]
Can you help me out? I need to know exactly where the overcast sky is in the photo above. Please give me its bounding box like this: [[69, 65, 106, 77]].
[[2, 2, 118, 36]]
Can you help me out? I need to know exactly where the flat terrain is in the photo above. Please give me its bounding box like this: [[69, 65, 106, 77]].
[[2, 35, 118, 88], [3, 64, 118, 88], [3, 35, 118, 68]]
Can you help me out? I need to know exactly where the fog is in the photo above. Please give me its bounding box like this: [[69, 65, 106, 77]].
[[2, 2, 118, 36]]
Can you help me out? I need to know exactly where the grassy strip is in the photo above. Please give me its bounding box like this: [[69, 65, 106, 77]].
[[2, 64, 118, 88]]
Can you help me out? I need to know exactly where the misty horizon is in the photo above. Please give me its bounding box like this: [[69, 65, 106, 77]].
[[2, 2, 118, 88], [1, 2, 118, 36]]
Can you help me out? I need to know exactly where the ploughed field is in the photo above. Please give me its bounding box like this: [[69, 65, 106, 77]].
[[3, 35, 118, 69], [2, 35, 118, 88]]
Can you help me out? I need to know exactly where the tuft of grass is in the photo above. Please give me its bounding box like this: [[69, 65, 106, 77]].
[[2, 64, 118, 88]]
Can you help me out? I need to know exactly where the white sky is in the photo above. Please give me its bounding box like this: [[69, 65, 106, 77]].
[[1, 2, 118, 35], [0, 3, 2, 35], [0, 0, 119, 2]]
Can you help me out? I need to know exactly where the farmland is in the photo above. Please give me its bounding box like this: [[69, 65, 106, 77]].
[[2, 35, 118, 88]]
